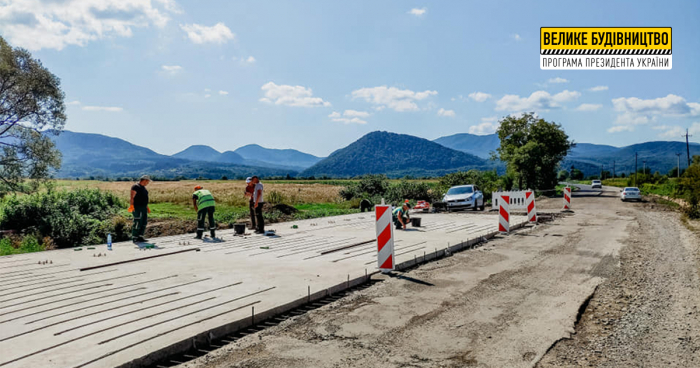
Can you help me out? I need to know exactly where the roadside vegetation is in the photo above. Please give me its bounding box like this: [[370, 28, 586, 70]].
[[601, 155, 700, 219]]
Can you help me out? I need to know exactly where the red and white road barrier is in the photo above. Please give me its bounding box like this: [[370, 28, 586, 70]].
[[375, 205, 395, 272], [563, 186, 571, 210], [498, 194, 510, 234], [526, 190, 537, 223]]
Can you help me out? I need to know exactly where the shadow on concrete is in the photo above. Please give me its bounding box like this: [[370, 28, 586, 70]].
[[391, 274, 435, 286]]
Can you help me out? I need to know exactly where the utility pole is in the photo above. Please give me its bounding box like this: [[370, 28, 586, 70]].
[[635, 152, 638, 186], [684, 129, 693, 167], [643, 160, 647, 175], [676, 153, 682, 179]]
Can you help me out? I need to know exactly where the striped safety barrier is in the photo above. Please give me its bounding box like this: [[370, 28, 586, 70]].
[[498, 194, 510, 234], [375, 205, 395, 272], [563, 186, 571, 210], [526, 190, 537, 223]]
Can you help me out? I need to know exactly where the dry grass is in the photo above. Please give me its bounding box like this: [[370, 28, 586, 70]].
[[54, 180, 343, 207]]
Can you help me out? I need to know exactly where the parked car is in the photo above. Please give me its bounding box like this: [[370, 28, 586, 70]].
[[591, 180, 602, 189], [443, 185, 485, 211], [620, 187, 641, 201]]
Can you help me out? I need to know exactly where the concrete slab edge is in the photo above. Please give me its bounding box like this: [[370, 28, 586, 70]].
[[115, 220, 530, 368]]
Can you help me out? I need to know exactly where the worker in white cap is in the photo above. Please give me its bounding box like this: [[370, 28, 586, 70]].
[[244, 177, 256, 230]]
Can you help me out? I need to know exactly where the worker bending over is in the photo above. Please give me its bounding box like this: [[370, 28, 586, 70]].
[[192, 185, 216, 239], [393, 202, 411, 230]]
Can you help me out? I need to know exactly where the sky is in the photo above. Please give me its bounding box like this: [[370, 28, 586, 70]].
[[1, 0, 699, 157]]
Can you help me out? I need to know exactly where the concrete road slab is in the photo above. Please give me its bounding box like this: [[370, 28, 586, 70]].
[[0, 211, 527, 368]]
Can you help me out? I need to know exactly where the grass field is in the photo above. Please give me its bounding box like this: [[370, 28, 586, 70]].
[[53, 179, 354, 224]]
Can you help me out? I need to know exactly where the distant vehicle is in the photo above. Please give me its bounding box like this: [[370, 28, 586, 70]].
[[591, 180, 602, 189], [443, 185, 485, 211], [621, 187, 641, 201]]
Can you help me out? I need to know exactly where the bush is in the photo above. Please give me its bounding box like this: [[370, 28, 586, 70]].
[[340, 175, 389, 201], [0, 235, 45, 256], [267, 190, 286, 205], [0, 189, 126, 248], [385, 180, 439, 204], [679, 156, 700, 219]]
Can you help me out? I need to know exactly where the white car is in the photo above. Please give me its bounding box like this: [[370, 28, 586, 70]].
[[621, 187, 641, 201], [443, 185, 485, 211], [591, 180, 602, 189]]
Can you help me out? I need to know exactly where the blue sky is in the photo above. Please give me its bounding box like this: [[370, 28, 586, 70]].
[[2, 0, 699, 156]]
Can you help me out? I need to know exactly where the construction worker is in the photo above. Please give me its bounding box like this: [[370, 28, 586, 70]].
[[128, 175, 151, 243], [244, 177, 256, 230], [393, 202, 411, 230], [251, 176, 265, 234], [192, 185, 216, 239]]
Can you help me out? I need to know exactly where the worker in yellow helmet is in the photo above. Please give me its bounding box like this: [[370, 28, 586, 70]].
[[192, 185, 216, 239]]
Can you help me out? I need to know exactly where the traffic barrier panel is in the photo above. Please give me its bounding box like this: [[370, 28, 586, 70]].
[[375, 205, 395, 272], [563, 186, 571, 210], [526, 190, 537, 223], [498, 194, 510, 234]]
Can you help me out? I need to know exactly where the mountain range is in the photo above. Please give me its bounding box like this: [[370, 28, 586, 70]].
[[48, 130, 698, 179], [434, 133, 699, 176]]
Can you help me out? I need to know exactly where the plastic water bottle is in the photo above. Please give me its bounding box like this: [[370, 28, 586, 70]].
[[107, 233, 112, 251]]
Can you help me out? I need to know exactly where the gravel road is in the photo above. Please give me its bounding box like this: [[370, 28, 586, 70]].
[[184, 187, 700, 368]]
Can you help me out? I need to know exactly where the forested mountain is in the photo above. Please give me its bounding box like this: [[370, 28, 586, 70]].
[[300, 131, 488, 178]]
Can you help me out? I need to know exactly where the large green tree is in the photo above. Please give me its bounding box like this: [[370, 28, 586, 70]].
[[0, 36, 65, 195], [495, 113, 574, 190]]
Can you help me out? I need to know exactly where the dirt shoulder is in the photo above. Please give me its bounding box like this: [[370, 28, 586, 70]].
[[183, 190, 700, 368], [537, 201, 700, 367]]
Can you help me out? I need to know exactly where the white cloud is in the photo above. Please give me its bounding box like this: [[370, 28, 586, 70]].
[[328, 110, 368, 125], [655, 125, 685, 138], [0, 0, 176, 51], [469, 116, 499, 135], [66, 100, 81, 105], [234, 55, 256, 65], [408, 8, 426, 16], [180, 22, 234, 44], [468, 92, 491, 102], [607, 125, 634, 133], [260, 82, 330, 108], [82, 105, 123, 112], [512, 34, 522, 41], [576, 103, 602, 111], [547, 77, 569, 84], [218, 90, 228, 95], [161, 65, 182, 74], [495, 90, 580, 111], [609, 94, 700, 133], [589, 85, 609, 92], [343, 110, 370, 118], [204, 94, 211, 98], [351, 86, 437, 112], [437, 108, 455, 117], [691, 122, 700, 135], [612, 94, 700, 117]]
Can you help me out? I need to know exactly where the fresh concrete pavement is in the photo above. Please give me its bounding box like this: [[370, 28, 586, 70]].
[[0, 210, 527, 368]]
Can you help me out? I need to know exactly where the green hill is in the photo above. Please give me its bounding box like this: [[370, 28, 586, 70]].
[[234, 144, 322, 169], [433, 133, 500, 159], [300, 131, 488, 178]]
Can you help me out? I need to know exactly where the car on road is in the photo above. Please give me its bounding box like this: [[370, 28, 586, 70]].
[[620, 187, 642, 201], [443, 185, 485, 211], [591, 180, 602, 189]]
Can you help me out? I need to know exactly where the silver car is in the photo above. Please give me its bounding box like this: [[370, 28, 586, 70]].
[[591, 180, 602, 189], [621, 187, 641, 201], [443, 185, 485, 211]]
